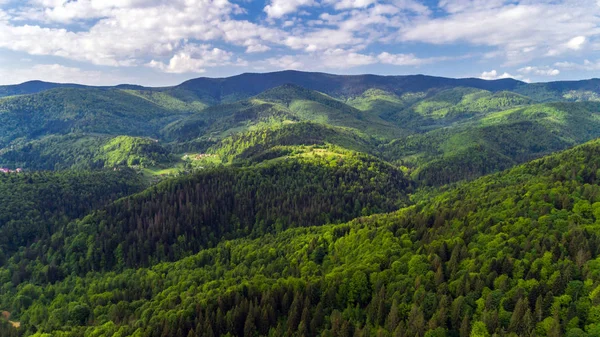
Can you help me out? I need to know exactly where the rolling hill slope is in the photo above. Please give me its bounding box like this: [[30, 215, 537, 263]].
[[383, 101, 600, 185], [0, 149, 412, 285], [0, 134, 175, 170], [207, 122, 379, 163], [5, 136, 600, 336], [5, 71, 600, 337], [0, 88, 190, 147], [2, 72, 600, 189]]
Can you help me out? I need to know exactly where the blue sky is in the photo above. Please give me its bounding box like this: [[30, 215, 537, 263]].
[[0, 0, 599, 86]]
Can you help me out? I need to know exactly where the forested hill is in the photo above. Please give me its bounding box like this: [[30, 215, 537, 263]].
[[5, 71, 600, 336], [2, 71, 600, 187], [173, 71, 526, 104], [3, 71, 599, 104], [1, 149, 412, 276], [0, 169, 146, 258], [5, 131, 600, 336], [0, 81, 84, 98]]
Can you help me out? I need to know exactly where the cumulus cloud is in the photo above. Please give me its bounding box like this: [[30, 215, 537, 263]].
[[264, 0, 316, 19], [518, 66, 560, 76], [401, 0, 600, 65], [0, 0, 434, 73], [0, 0, 598, 79], [480, 69, 529, 82], [378, 52, 436, 66], [265, 55, 305, 70], [566, 36, 586, 50], [321, 49, 377, 68], [147, 45, 238, 73], [0, 0, 292, 69], [555, 59, 600, 70], [0, 0, 247, 66], [259, 48, 454, 72], [323, 0, 377, 10], [246, 44, 271, 53], [481, 70, 512, 80], [259, 49, 376, 71]]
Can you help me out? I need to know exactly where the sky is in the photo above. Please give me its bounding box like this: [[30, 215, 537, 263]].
[[0, 0, 599, 86]]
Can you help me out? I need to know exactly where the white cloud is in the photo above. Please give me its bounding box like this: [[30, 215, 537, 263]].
[[401, 0, 600, 65], [246, 44, 271, 53], [378, 52, 431, 66], [480, 69, 529, 82], [555, 59, 600, 70], [438, 0, 507, 13], [566, 36, 586, 50], [518, 66, 560, 76], [264, 0, 316, 19], [260, 49, 376, 71], [285, 29, 362, 51], [0, 0, 247, 67], [0, 64, 130, 85], [147, 45, 237, 73], [265, 55, 305, 70], [0, 0, 435, 76], [321, 49, 376, 68], [481, 70, 510, 80], [378, 52, 472, 66], [260, 48, 454, 71], [323, 0, 377, 10], [0, 0, 598, 78]]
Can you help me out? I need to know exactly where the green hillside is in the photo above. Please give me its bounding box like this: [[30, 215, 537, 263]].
[[5, 72, 600, 337], [5, 138, 600, 336], [0, 134, 174, 171], [162, 85, 405, 145], [100, 136, 173, 168], [257, 85, 405, 139], [161, 99, 296, 142], [1, 74, 600, 188], [0, 169, 146, 257], [208, 122, 379, 163], [514, 79, 600, 102], [383, 101, 600, 185], [0, 88, 189, 147], [119, 89, 208, 112], [411, 88, 532, 119]]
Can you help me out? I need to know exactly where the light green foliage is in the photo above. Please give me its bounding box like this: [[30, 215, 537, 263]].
[[100, 136, 173, 168], [208, 122, 378, 163], [382, 101, 600, 185], [412, 88, 531, 119], [120, 89, 208, 112], [470, 321, 490, 337], [0, 88, 190, 147], [0, 134, 174, 170]]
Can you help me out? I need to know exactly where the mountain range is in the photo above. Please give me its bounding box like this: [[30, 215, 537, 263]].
[[2, 71, 600, 337]]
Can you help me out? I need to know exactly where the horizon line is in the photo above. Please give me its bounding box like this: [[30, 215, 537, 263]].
[[2, 69, 599, 88]]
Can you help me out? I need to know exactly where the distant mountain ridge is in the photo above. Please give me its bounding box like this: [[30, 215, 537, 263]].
[[0, 70, 528, 100], [4, 71, 600, 106], [2, 70, 600, 186]]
